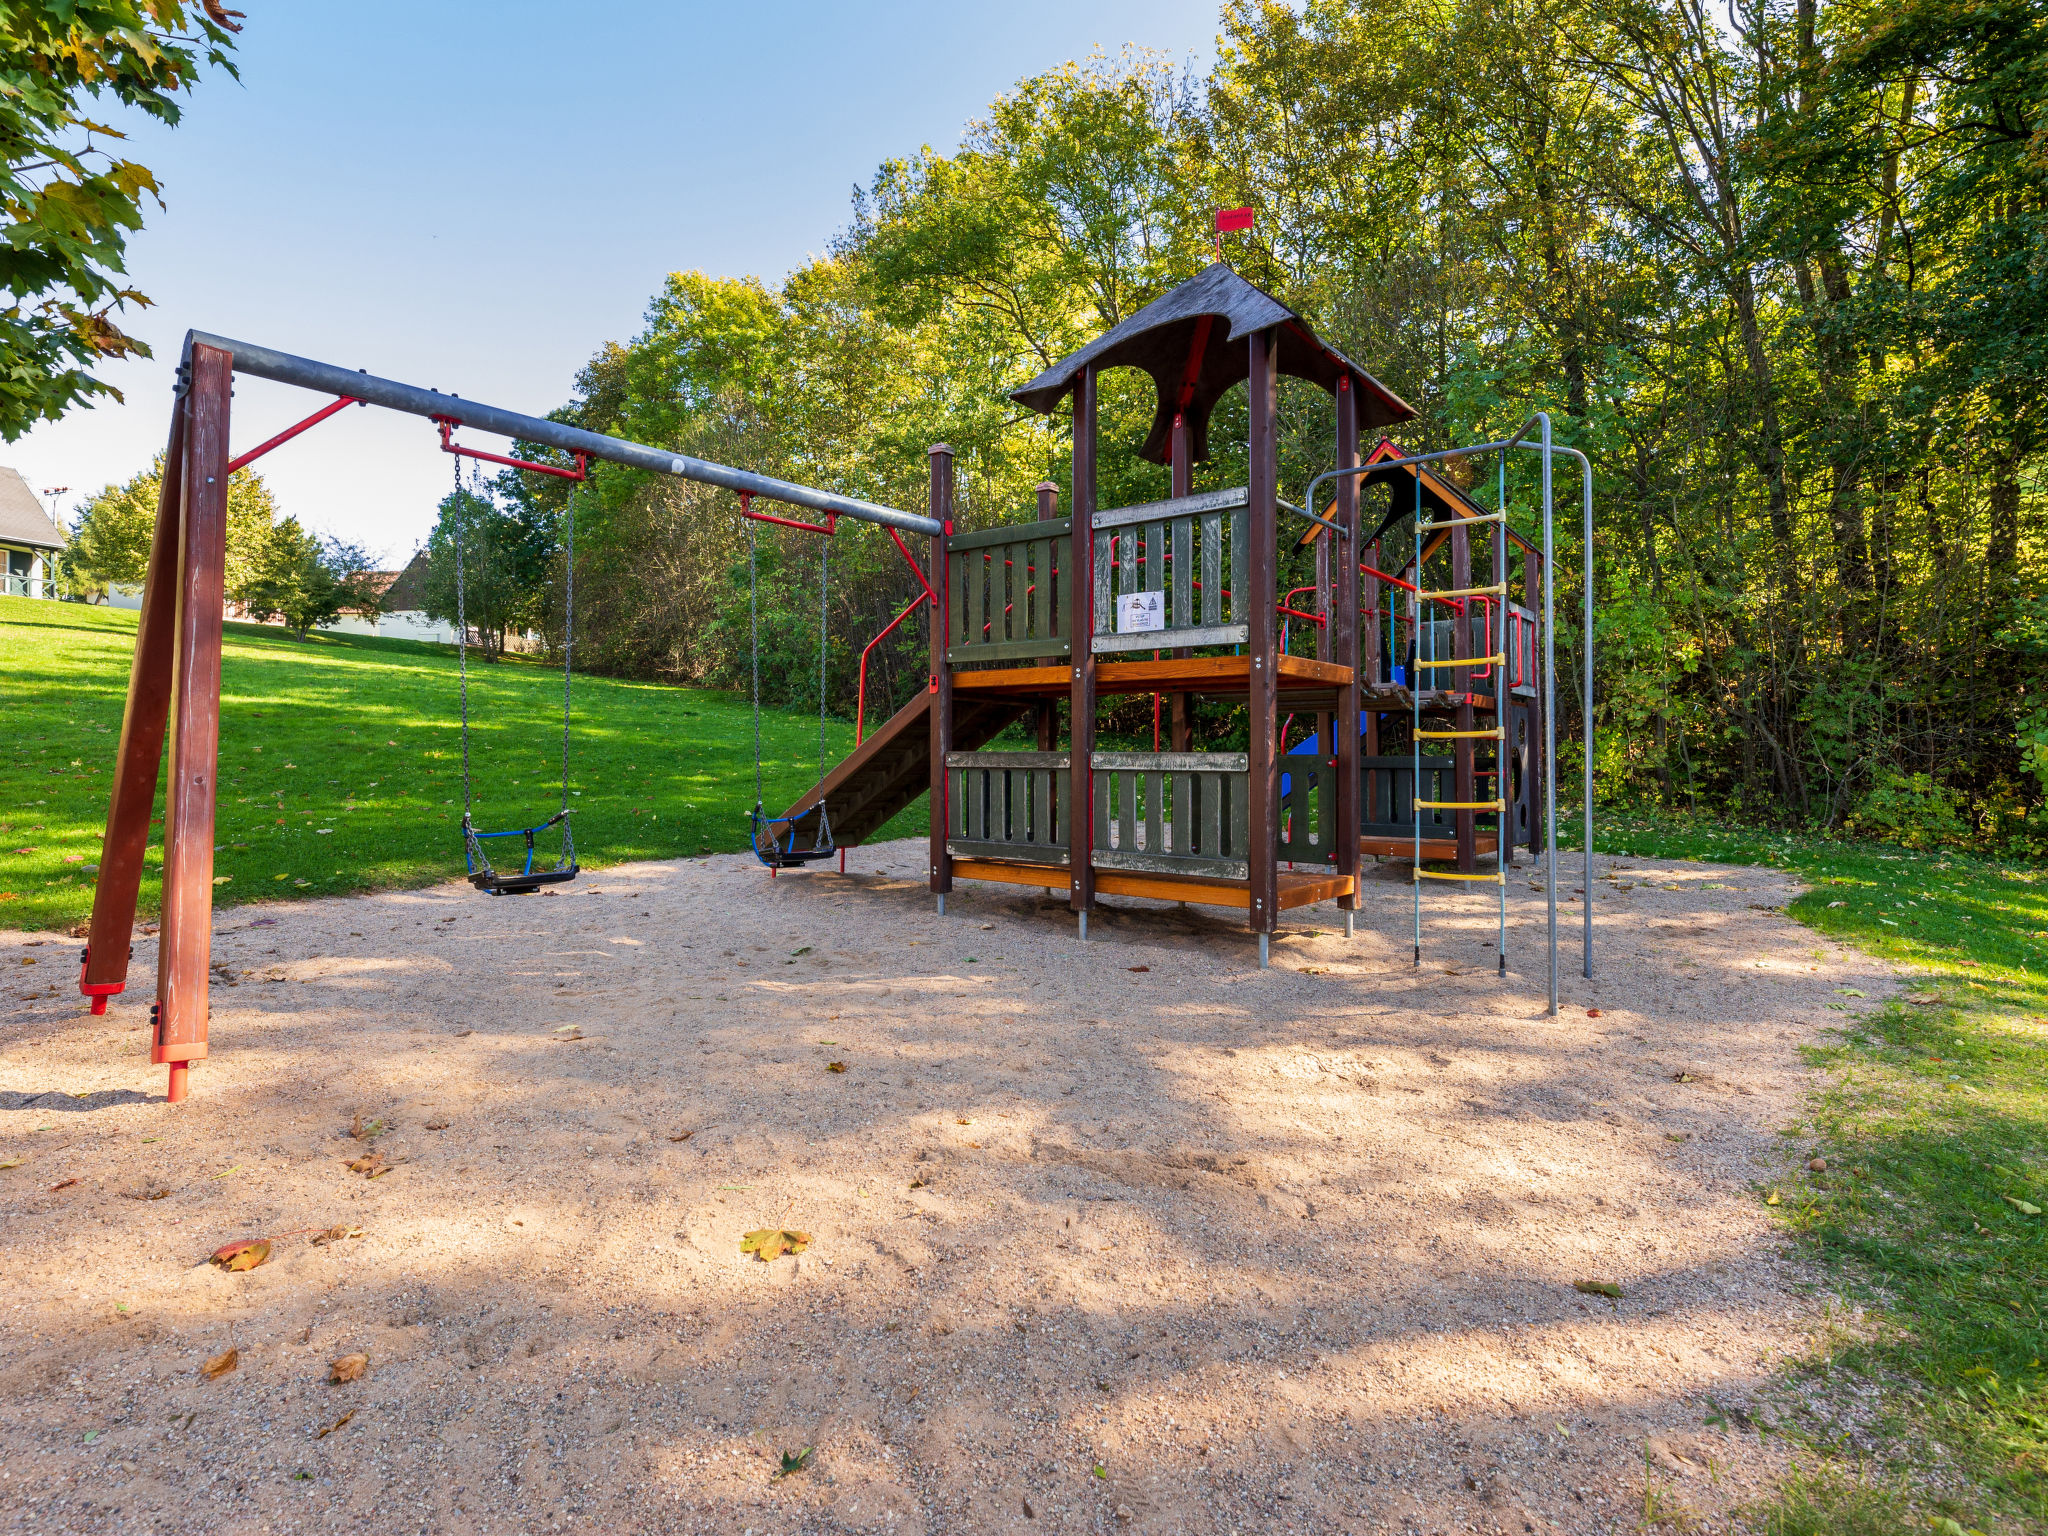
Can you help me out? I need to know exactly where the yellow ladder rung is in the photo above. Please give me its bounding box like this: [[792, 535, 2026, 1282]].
[[1415, 799, 1507, 810], [1418, 584, 1507, 600], [1412, 654, 1506, 669], [1414, 729, 1504, 739], [1418, 512, 1506, 530], [1414, 869, 1506, 882]]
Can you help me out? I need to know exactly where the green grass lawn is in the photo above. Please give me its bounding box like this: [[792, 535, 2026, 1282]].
[[0, 596, 922, 933], [1590, 810, 2048, 1533]]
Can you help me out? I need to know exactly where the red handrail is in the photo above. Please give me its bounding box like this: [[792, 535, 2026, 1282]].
[[855, 592, 930, 746]]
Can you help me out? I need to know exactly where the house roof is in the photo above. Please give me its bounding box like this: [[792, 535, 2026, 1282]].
[[1010, 263, 1416, 465], [0, 468, 65, 550], [380, 549, 432, 611]]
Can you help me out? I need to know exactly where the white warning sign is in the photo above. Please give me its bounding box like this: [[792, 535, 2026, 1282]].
[[1116, 590, 1166, 634]]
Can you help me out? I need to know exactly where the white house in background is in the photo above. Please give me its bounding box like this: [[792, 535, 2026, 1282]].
[[318, 548, 458, 644], [0, 468, 64, 598]]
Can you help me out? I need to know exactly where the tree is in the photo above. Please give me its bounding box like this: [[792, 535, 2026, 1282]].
[[60, 456, 277, 598], [236, 517, 378, 640], [0, 4, 241, 439], [417, 486, 552, 661]]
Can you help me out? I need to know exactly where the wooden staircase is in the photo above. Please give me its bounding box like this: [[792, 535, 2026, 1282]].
[[777, 689, 1026, 847]]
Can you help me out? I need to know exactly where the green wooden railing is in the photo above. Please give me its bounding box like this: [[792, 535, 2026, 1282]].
[[944, 517, 1072, 666], [1091, 487, 1249, 654]]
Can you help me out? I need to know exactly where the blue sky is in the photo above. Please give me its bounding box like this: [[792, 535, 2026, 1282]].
[[16, 1, 1218, 564]]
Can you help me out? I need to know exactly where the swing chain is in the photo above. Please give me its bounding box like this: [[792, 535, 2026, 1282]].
[[561, 484, 575, 814], [454, 452, 473, 826]]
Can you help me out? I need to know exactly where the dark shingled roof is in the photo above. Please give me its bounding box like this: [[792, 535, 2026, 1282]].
[[1010, 263, 1415, 466]]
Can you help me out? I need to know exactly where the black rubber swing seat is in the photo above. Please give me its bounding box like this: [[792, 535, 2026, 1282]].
[[464, 811, 577, 896]]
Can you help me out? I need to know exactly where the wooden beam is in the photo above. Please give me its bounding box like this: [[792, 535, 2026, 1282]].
[[153, 343, 233, 1103], [1246, 327, 1279, 939], [928, 445, 954, 903], [1068, 367, 1097, 922], [1333, 378, 1362, 914], [81, 402, 187, 1013]]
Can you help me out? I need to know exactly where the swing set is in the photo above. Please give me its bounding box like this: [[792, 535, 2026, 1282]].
[[77, 331, 940, 1101]]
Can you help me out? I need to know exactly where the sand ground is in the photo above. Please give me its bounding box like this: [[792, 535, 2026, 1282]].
[[0, 841, 1890, 1535]]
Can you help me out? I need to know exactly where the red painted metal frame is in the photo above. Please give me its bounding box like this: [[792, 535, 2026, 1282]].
[[226, 395, 358, 473], [740, 490, 837, 536], [436, 418, 588, 482], [854, 592, 930, 746]]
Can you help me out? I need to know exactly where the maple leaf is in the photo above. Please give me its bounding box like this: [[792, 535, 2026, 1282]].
[[209, 1239, 270, 1272], [740, 1228, 811, 1263], [200, 1348, 238, 1380], [328, 1352, 368, 1384]]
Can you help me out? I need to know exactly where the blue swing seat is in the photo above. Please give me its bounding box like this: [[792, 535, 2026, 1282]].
[[464, 810, 578, 895]]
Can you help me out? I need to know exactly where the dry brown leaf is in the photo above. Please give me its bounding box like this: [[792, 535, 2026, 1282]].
[[909, 1176, 929, 1190], [1586, 1008, 1603, 1017], [740, 1228, 811, 1262], [316, 1410, 355, 1439], [328, 1352, 368, 1384], [209, 1239, 270, 1272], [424, 1119, 450, 1131], [49, 1177, 78, 1191], [345, 1152, 383, 1175], [201, 1347, 239, 1380], [1128, 965, 1150, 973], [826, 1061, 846, 1073], [310, 1225, 363, 1247], [956, 1117, 973, 1126], [667, 1131, 694, 1143]]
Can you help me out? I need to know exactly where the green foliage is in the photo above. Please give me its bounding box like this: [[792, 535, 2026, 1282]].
[[61, 455, 278, 596], [235, 517, 378, 641], [0, 596, 920, 934], [417, 483, 558, 661], [1842, 770, 1973, 851], [0, 4, 239, 437]]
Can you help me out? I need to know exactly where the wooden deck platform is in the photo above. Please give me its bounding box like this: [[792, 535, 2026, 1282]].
[[951, 858, 1354, 912], [953, 653, 1351, 698], [1360, 834, 1500, 861]]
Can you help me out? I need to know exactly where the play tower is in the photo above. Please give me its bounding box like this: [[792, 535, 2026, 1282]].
[[777, 263, 1565, 971]]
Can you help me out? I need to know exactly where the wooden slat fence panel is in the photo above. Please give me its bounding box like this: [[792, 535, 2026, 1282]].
[[944, 517, 1072, 665], [944, 751, 1069, 865], [1091, 487, 1249, 654], [1090, 750, 1249, 879], [1278, 750, 1337, 866]]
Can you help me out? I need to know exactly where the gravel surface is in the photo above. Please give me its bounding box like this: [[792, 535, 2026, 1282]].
[[0, 842, 1890, 1534]]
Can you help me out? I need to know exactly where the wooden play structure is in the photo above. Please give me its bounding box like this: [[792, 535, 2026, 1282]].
[[778, 262, 1580, 976], [80, 262, 1588, 1104]]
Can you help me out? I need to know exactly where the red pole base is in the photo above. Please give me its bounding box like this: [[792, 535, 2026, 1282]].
[[90, 996, 108, 1016], [166, 1062, 189, 1103]]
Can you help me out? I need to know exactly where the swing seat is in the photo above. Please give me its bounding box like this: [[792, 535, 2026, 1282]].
[[750, 806, 835, 870], [465, 812, 578, 896]]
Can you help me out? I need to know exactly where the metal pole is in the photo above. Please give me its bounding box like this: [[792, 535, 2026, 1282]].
[[183, 330, 941, 538], [1539, 414, 1558, 1017], [1582, 455, 1594, 980]]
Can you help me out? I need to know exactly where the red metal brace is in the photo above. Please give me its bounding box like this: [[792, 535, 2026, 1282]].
[[436, 419, 589, 481], [226, 395, 360, 473], [739, 490, 838, 536]]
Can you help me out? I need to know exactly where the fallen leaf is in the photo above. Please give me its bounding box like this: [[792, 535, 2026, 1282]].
[[316, 1410, 355, 1439], [1673, 1072, 1696, 1083], [1833, 987, 1866, 997], [740, 1228, 811, 1262], [773, 1445, 814, 1479], [956, 1118, 973, 1126], [2006, 1196, 2042, 1216], [1128, 965, 1150, 973], [49, 1177, 78, 1191], [909, 1176, 929, 1190], [826, 1061, 846, 1073], [310, 1225, 363, 1247], [0, 1158, 22, 1171], [791, 947, 813, 957], [201, 1348, 239, 1380], [1573, 1280, 1623, 1299], [667, 1131, 694, 1142], [423, 1119, 449, 1131], [210, 1239, 271, 1272], [328, 1352, 368, 1384]]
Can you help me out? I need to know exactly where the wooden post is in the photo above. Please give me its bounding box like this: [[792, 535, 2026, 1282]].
[[1333, 379, 1362, 912], [1452, 518, 1476, 873], [1526, 546, 1545, 859], [1068, 369, 1098, 927], [81, 403, 188, 1014], [928, 444, 955, 910], [1168, 410, 1193, 752], [1035, 480, 1059, 751], [1246, 329, 1279, 948], [154, 343, 233, 1103], [1362, 532, 1381, 827]]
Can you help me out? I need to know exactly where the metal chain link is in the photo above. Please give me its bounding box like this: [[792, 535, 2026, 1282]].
[[560, 486, 575, 814], [454, 452, 472, 823], [749, 513, 763, 816]]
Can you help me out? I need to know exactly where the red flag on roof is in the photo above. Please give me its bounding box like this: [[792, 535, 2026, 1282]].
[[1214, 206, 1254, 234]]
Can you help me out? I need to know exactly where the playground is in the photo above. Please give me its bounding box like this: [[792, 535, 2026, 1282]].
[[0, 840, 1889, 1533]]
